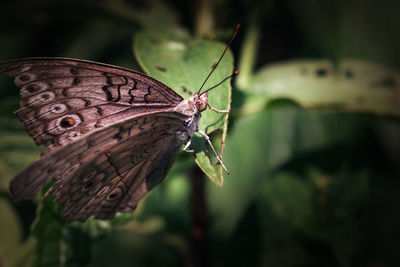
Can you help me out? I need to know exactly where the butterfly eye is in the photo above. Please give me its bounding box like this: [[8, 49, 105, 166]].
[[107, 188, 122, 201], [19, 75, 30, 81], [194, 92, 209, 111], [21, 82, 49, 96], [60, 117, 76, 128], [42, 94, 51, 100], [84, 181, 93, 190], [39, 92, 54, 101], [50, 103, 67, 114], [56, 114, 81, 129], [195, 100, 207, 111], [27, 91, 55, 106], [15, 72, 36, 85], [26, 84, 40, 92]]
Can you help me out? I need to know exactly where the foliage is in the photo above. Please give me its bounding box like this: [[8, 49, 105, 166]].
[[0, 0, 399, 266]]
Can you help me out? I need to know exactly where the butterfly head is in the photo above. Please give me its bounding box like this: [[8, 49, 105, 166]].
[[172, 91, 208, 117], [194, 92, 209, 112]]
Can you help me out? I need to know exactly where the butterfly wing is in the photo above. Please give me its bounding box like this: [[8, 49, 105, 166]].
[[10, 111, 190, 222], [0, 57, 183, 149]]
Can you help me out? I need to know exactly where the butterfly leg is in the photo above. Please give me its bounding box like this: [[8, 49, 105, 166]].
[[207, 103, 228, 159], [207, 103, 229, 114], [197, 129, 230, 174], [183, 139, 195, 153]]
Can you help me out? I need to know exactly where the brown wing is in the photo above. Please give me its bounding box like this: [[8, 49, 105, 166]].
[[10, 111, 189, 222], [0, 57, 183, 149]]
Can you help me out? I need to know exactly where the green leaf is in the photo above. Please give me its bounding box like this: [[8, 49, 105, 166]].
[[31, 197, 65, 267], [31, 196, 116, 267], [133, 28, 233, 185], [242, 59, 400, 116]]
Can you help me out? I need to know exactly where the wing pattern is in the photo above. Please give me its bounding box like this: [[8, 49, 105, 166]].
[[0, 58, 183, 149], [10, 112, 190, 222]]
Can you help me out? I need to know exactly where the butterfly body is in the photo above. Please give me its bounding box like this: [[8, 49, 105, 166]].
[[0, 57, 213, 222]]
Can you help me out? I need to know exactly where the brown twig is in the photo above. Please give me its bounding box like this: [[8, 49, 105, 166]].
[[189, 167, 208, 267]]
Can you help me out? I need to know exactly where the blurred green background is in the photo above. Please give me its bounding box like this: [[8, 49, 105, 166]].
[[0, 0, 399, 267]]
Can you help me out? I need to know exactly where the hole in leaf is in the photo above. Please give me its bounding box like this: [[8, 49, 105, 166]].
[[316, 68, 328, 77]]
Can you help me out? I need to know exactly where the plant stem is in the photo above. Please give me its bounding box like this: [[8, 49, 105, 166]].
[[194, 0, 214, 37], [189, 167, 208, 267], [236, 23, 260, 90]]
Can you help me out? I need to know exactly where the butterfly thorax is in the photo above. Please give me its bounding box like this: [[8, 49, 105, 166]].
[[172, 92, 208, 143]]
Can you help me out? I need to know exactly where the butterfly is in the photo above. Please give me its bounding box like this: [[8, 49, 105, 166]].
[[0, 27, 238, 223]]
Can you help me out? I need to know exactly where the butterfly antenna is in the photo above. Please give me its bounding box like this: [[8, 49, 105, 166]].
[[201, 70, 239, 95], [197, 24, 240, 94]]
